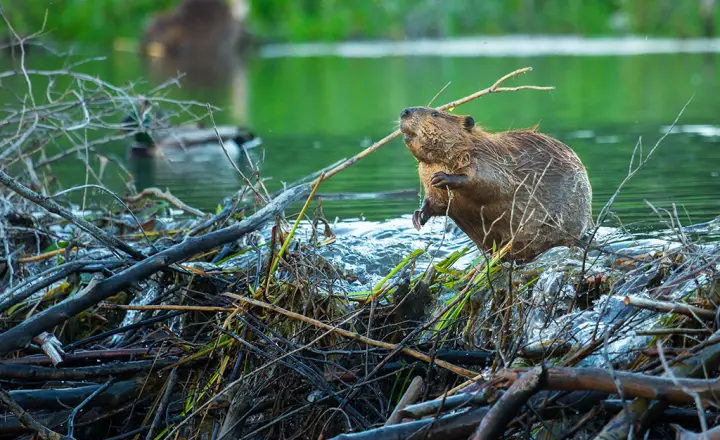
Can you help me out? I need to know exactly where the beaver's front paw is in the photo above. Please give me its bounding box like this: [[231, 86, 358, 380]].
[[431, 172, 467, 190], [412, 209, 427, 230]]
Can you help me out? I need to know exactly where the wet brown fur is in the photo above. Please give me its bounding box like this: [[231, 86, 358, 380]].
[[141, 0, 248, 58], [400, 106, 593, 260]]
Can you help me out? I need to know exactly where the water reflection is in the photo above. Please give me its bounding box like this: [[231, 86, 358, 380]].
[[141, 52, 250, 123]]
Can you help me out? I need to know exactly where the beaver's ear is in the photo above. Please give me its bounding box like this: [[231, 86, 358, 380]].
[[464, 116, 475, 131]]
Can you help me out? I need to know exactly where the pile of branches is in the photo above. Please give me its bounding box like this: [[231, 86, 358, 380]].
[[1, 31, 719, 440]]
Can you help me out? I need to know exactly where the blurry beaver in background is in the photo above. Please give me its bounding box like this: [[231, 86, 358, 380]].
[[400, 106, 593, 261], [140, 0, 252, 58]]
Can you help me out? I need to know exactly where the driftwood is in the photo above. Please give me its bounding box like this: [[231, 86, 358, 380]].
[[672, 424, 720, 440], [123, 187, 205, 217]]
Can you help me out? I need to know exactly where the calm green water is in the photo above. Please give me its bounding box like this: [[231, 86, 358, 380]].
[[4, 44, 720, 230]]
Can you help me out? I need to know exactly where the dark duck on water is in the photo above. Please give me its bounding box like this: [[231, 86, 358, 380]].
[[121, 97, 258, 157]]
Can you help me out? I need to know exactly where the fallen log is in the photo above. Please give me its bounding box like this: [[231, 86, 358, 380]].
[[496, 366, 720, 406], [8, 378, 156, 410]]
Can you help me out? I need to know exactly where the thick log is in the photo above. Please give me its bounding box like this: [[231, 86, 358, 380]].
[[496, 367, 720, 406], [7, 378, 152, 410]]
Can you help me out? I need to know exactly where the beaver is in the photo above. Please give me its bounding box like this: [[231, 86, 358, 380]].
[[399, 106, 593, 260], [141, 0, 251, 58]]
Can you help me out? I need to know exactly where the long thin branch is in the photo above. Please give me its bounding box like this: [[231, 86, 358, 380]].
[[145, 369, 178, 440]]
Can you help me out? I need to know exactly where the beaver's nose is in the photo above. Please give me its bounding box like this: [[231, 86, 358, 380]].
[[400, 108, 412, 119]]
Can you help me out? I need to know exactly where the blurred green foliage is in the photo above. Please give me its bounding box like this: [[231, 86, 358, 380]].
[[0, 0, 176, 45], [0, 0, 718, 46]]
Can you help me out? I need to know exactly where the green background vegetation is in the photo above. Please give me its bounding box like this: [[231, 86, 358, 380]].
[[1, 0, 719, 46]]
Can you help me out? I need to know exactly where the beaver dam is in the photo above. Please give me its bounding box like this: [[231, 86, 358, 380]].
[[1, 50, 720, 440]]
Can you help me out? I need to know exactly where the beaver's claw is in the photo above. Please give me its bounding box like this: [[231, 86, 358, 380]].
[[431, 171, 467, 190], [412, 209, 426, 230]]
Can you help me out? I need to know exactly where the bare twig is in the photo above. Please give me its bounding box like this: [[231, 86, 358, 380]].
[[67, 378, 114, 438], [123, 187, 205, 217]]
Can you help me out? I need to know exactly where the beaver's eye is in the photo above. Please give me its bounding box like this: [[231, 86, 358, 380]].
[[431, 111, 439, 117]]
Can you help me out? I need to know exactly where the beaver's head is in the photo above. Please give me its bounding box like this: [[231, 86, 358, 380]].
[[399, 106, 476, 163]]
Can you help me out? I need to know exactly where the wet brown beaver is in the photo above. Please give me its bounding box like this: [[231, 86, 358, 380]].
[[400, 106, 593, 260], [141, 0, 251, 58]]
